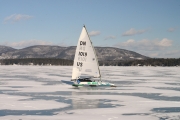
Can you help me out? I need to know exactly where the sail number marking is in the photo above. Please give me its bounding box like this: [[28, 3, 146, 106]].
[[78, 57, 86, 61], [80, 41, 86, 46], [79, 52, 87, 57], [79, 41, 86, 51], [77, 41, 86, 69], [77, 62, 83, 67]]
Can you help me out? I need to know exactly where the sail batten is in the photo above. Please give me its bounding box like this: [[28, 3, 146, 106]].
[[71, 26, 101, 80]]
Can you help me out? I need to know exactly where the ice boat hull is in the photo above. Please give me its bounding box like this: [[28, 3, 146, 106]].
[[72, 81, 116, 87]]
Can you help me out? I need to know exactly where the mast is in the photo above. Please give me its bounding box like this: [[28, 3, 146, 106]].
[[83, 25, 101, 79]]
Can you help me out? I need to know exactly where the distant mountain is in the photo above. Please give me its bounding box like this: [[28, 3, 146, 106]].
[[0, 45, 16, 54], [0, 45, 149, 61]]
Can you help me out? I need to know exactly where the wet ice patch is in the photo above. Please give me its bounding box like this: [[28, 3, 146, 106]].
[[0, 94, 69, 110]]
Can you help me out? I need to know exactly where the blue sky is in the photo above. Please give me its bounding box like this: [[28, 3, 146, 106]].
[[0, 0, 180, 58]]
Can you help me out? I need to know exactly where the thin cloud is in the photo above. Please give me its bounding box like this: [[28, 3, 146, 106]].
[[4, 14, 33, 23], [89, 31, 101, 36], [150, 50, 180, 58], [104, 35, 116, 40], [163, 50, 180, 56], [157, 38, 172, 47], [167, 27, 176, 32], [122, 28, 148, 36], [114, 38, 177, 58], [114, 38, 172, 51], [149, 52, 159, 57], [57, 42, 67, 47], [2, 40, 53, 48]]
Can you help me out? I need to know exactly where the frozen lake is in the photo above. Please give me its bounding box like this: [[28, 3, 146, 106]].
[[0, 66, 180, 120]]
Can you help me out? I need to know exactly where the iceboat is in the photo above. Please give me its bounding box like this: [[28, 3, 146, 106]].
[[71, 25, 116, 87]]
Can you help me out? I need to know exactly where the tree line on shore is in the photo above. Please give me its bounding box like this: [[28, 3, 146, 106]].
[[0, 58, 72, 66], [99, 58, 180, 66], [0, 58, 180, 66]]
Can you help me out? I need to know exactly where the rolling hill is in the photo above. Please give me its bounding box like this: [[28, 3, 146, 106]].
[[0, 45, 149, 61]]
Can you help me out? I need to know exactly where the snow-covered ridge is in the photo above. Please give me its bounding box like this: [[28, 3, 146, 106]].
[[0, 45, 149, 61]]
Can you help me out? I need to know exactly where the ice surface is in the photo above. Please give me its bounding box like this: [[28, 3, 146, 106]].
[[0, 65, 180, 120]]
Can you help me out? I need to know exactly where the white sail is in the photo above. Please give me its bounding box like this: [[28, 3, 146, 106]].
[[71, 26, 101, 80]]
